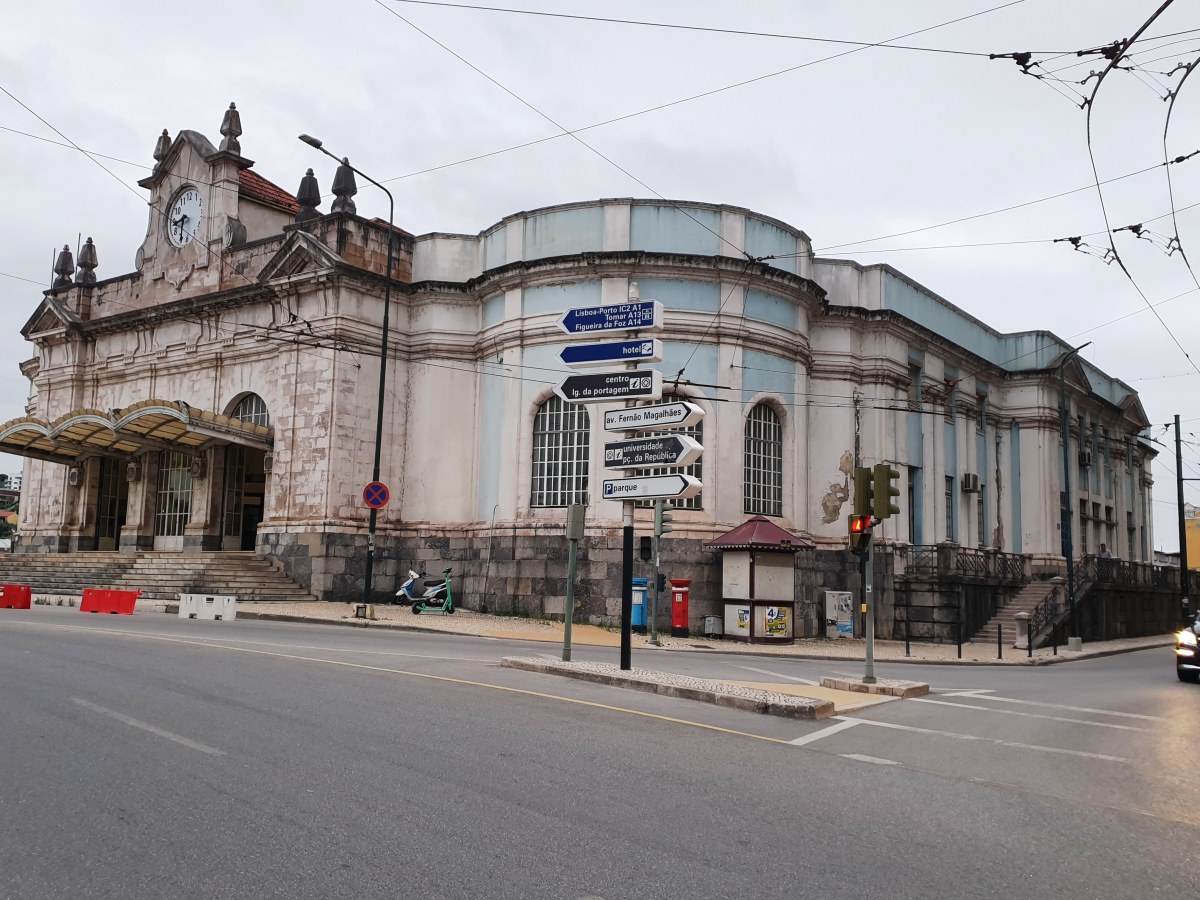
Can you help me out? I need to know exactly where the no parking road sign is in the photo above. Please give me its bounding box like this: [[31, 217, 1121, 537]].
[[363, 481, 390, 509]]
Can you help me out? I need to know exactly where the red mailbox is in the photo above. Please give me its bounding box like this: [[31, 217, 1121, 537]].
[[670, 579, 690, 638]]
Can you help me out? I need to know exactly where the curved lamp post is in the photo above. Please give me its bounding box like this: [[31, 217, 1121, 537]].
[[299, 134, 395, 605]]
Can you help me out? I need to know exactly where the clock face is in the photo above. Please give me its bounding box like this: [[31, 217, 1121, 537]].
[[167, 188, 203, 248]]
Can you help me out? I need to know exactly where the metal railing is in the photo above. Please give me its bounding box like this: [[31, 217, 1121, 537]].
[[1029, 585, 1061, 648], [894, 543, 1028, 584], [955, 547, 988, 577]]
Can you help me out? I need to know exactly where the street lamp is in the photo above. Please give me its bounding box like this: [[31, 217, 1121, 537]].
[[299, 134, 395, 605], [1058, 341, 1091, 640]]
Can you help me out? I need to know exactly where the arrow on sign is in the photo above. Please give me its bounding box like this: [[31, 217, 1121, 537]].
[[603, 401, 704, 432], [602, 473, 702, 501], [555, 369, 663, 404], [604, 434, 703, 469], [559, 339, 662, 369], [556, 301, 663, 336]]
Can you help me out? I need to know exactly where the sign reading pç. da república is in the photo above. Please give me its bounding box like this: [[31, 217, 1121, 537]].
[[603, 435, 703, 470]]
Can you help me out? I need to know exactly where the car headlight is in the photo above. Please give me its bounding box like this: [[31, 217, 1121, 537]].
[[1179, 629, 1198, 647]]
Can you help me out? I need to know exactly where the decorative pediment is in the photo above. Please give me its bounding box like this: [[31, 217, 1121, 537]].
[[258, 230, 347, 282], [1119, 393, 1150, 429], [21, 296, 80, 339], [1046, 350, 1092, 393], [135, 129, 247, 190]]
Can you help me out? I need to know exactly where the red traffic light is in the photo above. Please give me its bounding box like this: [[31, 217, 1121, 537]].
[[849, 514, 871, 534]]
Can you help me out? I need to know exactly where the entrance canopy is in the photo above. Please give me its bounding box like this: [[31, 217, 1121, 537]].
[[0, 399, 273, 466]]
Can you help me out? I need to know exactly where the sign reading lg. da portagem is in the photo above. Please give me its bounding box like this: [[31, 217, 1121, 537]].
[[604, 435, 703, 470], [555, 369, 663, 404], [602, 473, 702, 501], [603, 401, 704, 432], [556, 301, 663, 336]]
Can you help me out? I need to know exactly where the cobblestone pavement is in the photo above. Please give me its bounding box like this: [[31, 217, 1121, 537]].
[[237, 600, 1176, 664]]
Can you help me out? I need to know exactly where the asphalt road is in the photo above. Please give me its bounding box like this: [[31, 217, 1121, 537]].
[[2, 607, 1198, 899]]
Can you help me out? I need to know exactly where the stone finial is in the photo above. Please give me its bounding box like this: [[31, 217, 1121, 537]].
[[295, 168, 321, 223], [53, 245, 74, 289], [219, 102, 242, 154], [77, 237, 98, 285], [153, 129, 171, 163], [330, 158, 357, 215], [628, 281, 640, 301]]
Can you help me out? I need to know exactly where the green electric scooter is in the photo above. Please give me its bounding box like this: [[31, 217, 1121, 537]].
[[410, 567, 455, 615]]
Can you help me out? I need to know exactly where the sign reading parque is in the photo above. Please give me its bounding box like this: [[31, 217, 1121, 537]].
[[601, 473, 703, 501], [603, 401, 704, 432]]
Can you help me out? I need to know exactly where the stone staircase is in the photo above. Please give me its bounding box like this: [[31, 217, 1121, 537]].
[[968, 581, 1059, 645], [0, 551, 314, 603]]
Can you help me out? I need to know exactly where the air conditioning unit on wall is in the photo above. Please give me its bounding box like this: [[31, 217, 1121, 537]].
[[1079, 450, 1093, 469], [961, 473, 980, 493]]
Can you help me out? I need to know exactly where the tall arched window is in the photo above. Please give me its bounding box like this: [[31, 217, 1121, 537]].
[[231, 393, 270, 427], [744, 403, 783, 516], [531, 395, 589, 507], [638, 393, 703, 510]]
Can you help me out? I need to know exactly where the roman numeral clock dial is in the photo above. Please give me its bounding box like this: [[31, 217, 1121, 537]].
[[166, 188, 203, 248]]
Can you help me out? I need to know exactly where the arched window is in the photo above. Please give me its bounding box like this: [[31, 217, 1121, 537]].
[[531, 395, 589, 507], [638, 394, 703, 510], [744, 403, 783, 516], [231, 394, 269, 427]]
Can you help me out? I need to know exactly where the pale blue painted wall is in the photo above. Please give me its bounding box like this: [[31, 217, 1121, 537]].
[[523, 280, 601, 317], [1010, 422, 1022, 553], [742, 350, 794, 405], [745, 218, 797, 274], [477, 355, 504, 519], [976, 431, 988, 545], [661, 342, 718, 399], [482, 295, 505, 328], [484, 228, 507, 270], [630, 205, 721, 256], [520, 342, 575, 411], [524, 207, 604, 261], [636, 279, 720, 312], [744, 290, 799, 330]]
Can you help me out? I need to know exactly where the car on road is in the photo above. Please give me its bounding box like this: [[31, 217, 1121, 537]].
[[1178, 616, 1200, 682]]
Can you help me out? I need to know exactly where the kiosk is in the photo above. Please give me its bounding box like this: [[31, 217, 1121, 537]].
[[706, 517, 813, 644]]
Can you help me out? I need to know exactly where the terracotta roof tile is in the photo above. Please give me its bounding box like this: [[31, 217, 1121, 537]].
[[705, 516, 813, 551], [239, 169, 299, 213]]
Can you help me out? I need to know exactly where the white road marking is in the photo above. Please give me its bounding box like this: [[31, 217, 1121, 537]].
[[840, 753, 900, 766], [729, 664, 819, 686], [910, 697, 1147, 731], [950, 691, 1166, 722], [71, 698, 225, 756], [831, 715, 1130, 762], [789, 718, 862, 746], [940, 689, 996, 696]]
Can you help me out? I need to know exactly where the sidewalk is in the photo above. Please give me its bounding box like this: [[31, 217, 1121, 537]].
[[235, 600, 1176, 665]]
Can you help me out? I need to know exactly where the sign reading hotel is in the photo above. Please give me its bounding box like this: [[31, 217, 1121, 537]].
[[559, 339, 662, 368]]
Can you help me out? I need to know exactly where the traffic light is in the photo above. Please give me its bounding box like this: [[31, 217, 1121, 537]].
[[872, 463, 901, 519], [848, 514, 872, 556], [639, 535, 652, 561], [655, 502, 674, 537], [853, 467, 874, 517], [656, 573, 667, 593]]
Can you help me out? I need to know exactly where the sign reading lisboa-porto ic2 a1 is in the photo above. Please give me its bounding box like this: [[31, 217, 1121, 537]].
[[554, 282, 704, 502]]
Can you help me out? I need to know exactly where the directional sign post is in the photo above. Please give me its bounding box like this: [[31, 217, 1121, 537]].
[[604, 435, 703, 470], [559, 338, 662, 369], [604, 401, 704, 433], [602, 474, 702, 502], [555, 369, 663, 404], [556, 301, 663, 336], [363, 481, 390, 509]]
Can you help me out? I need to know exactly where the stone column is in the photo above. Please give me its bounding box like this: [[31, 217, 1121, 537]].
[[120, 453, 158, 553], [183, 447, 224, 552]]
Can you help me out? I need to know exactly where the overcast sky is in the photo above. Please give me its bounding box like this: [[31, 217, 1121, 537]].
[[2, 0, 1198, 549]]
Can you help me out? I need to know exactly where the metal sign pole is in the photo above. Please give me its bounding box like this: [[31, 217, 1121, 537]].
[[563, 503, 584, 662], [651, 499, 662, 646], [864, 531, 876, 684]]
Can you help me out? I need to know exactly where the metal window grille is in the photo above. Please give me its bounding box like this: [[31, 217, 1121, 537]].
[[224, 445, 246, 537], [154, 450, 193, 537], [231, 394, 270, 427], [96, 458, 125, 541], [743, 404, 783, 516], [945, 476, 954, 541], [530, 395, 590, 508], [977, 494, 986, 547], [637, 394, 702, 510], [907, 468, 916, 544]]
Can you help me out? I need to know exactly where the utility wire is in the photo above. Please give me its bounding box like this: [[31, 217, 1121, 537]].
[[386, 0, 1038, 56]]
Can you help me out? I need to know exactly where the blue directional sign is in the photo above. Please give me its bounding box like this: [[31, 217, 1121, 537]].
[[559, 339, 663, 369], [556, 301, 663, 336]]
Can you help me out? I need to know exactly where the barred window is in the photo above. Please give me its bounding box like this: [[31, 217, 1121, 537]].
[[154, 450, 193, 537], [231, 393, 270, 427], [744, 403, 783, 516], [637, 394, 703, 510], [530, 395, 589, 507]]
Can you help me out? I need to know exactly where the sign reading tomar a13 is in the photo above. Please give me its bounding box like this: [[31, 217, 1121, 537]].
[[554, 369, 663, 404], [556, 301, 663, 336]]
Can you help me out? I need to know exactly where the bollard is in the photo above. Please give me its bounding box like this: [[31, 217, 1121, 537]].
[[1028, 623, 1033, 659], [997, 622, 1002, 660], [904, 598, 911, 658], [1052, 623, 1057, 656]]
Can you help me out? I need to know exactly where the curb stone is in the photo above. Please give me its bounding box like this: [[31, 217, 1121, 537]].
[[501, 656, 835, 720], [819, 676, 929, 698]]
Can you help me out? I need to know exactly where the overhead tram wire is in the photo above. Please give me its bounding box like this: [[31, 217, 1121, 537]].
[[1162, 51, 1200, 291], [385, 0, 1049, 57]]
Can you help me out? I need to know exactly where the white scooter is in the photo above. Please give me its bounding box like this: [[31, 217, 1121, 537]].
[[395, 569, 453, 613]]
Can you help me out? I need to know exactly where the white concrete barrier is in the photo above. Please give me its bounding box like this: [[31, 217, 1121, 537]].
[[178, 594, 237, 621]]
